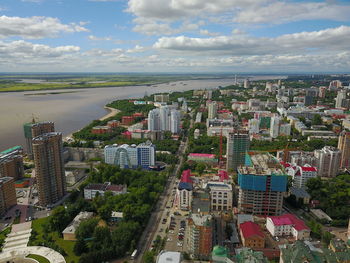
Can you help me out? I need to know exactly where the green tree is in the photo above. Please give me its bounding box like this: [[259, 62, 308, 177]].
[[74, 238, 88, 256], [75, 217, 99, 240]]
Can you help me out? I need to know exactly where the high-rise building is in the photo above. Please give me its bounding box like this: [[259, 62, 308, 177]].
[[206, 181, 233, 211], [0, 177, 17, 216], [170, 109, 181, 134], [244, 79, 250, 89], [248, 119, 260, 134], [279, 123, 291, 136], [208, 101, 218, 119], [286, 165, 317, 189], [175, 170, 193, 211], [318, 86, 327, 98], [23, 121, 55, 159], [338, 131, 350, 169], [0, 146, 24, 180], [154, 94, 169, 103], [237, 153, 288, 215], [270, 116, 280, 138], [160, 106, 171, 131], [226, 130, 249, 172], [188, 213, 213, 259], [148, 108, 160, 131], [335, 90, 347, 108], [314, 146, 341, 177], [136, 141, 156, 168], [32, 132, 66, 206]]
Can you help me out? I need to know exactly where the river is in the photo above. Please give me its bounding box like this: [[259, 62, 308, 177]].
[[0, 76, 285, 151]]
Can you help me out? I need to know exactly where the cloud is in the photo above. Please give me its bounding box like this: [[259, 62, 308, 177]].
[[88, 35, 113, 41], [154, 25, 350, 56], [234, 2, 350, 24], [0, 15, 89, 39]]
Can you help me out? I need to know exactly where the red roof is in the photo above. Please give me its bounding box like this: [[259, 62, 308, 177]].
[[188, 153, 216, 159], [268, 213, 309, 231], [181, 169, 193, 184], [240, 221, 265, 239], [280, 161, 291, 168], [301, 166, 317, 172], [218, 170, 229, 181], [122, 131, 132, 135]]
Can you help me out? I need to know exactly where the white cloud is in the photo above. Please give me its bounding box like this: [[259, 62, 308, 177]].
[[154, 25, 350, 56], [126, 45, 146, 53], [88, 35, 113, 41], [0, 15, 89, 39], [234, 2, 350, 24]]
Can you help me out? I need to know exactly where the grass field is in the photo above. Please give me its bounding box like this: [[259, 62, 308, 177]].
[[26, 254, 50, 263], [31, 217, 79, 263], [0, 226, 11, 252]]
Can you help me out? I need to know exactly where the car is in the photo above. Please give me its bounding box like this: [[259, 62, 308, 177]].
[[169, 230, 174, 234], [4, 223, 9, 227], [167, 238, 172, 242], [178, 236, 184, 240], [159, 228, 163, 232], [179, 227, 185, 231], [28, 217, 32, 221]]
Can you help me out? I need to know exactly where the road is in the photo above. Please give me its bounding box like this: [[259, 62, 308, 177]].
[[135, 117, 192, 262]]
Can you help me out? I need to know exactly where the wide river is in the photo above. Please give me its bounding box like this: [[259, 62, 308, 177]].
[[0, 76, 284, 151]]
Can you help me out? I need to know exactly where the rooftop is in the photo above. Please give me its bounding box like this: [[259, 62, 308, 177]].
[[268, 213, 309, 231], [239, 153, 286, 176], [190, 213, 212, 227], [188, 153, 216, 158], [157, 251, 181, 263], [62, 211, 94, 235], [240, 221, 264, 239]]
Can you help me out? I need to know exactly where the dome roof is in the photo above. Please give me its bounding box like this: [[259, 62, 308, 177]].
[[212, 246, 228, 257]]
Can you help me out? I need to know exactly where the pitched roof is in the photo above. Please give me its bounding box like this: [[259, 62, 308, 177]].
[[188, 153, 216, 158], [269, 213, 309, 231], [240, 221, 265, 239], [301, 166, 317, 172], [180, 169, 193, 184]]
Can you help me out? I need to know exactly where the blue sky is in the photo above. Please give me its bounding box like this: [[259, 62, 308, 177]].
[[0, 0, 350, 72]]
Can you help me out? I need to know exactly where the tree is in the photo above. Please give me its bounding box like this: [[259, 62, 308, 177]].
[[48, 206, 70, 232], [225, 224, 233, 239], [76, 217, 99, 240], [195, 163, 206, 175], [74, 239, 88, 256], [143, 251, 155, 263], [312, 114, 322, 126]]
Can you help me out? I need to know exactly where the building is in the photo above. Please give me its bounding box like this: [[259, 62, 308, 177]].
[[226, 130, 249, 172], [156, 251, 182, 263], [208, 101, 218, 119], [235, 248, 269, 263], [266, 213, 310, 240], [279, 123, 291, 137], [237, 153, 288, 215], [188, 153, 218, 164], [0, 147, 24, 180], [91, 126, 111, 134], [170, 109, 181, 134], [0, 177, 17, 216], [248, 119, 260, 134], [62, 211, 94, 240], [148, 108, 161, 131], [335, 90, 347, 108], [175, 170, 193, 211], [338, 131, 350, 169], [84, 182, 127, 200], [154, 94, 169, 103], [32, 132, 66, 206], [239, 221, 265, 249], [188, 213, 213, 259], [104, 141, 155, 169], [121, 116, 134, 125], [286, 165, 317, 189], [244, 79, 250, 89], [314, 146, 341, 177], [23, 121, 55, 159], [205, 181, 232, 211], [270, 116, 280, 138], [160, 106, 171, 131]]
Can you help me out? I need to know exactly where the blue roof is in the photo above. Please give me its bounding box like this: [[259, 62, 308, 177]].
[[178, 182, 193, 191]]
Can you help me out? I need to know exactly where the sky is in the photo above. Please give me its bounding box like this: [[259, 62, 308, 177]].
[[0, 0, 350, 73]]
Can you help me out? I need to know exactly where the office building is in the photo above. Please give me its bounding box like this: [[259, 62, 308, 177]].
[[270, 116, 280, 138], [205, 181, 232, 211], [237, 153, 288, 215], [208, 101, 218, 119], [0, 146, 24, 180], [175, 170, 193, 211], [188, 213, 213, 259], [244, 79, 250, 89], [314, 146, 341, 177], [160, 106, 171, 131], [0, 177, 17, 216], [104, 141, 155, 169], [148, 108, 160, 131], [248, 119, 260, 134], [84, 182, 127, 200], [23, 121, 55, 159], [170, 109, 181, 134], [279, 123, 291, 136], [32, 132, 66, 206], [226, 130, 249, 172], [338, 130, 350, 169]]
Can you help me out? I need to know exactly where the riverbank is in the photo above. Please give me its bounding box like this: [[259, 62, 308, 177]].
[[99, 106, 121, 121]]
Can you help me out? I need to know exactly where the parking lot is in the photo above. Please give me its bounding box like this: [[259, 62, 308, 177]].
[[164, 213, 188, 252]]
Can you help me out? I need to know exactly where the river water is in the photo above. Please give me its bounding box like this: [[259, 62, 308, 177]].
[[0, 76, 284, 151]]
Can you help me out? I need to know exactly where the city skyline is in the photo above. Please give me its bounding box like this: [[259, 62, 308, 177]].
[[0, 0, 349, 72]]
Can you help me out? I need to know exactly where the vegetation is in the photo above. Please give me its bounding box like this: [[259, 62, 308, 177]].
[[0, 226, 11, 252], [26, 254, 50, 263], [306, 174, 350, 226]]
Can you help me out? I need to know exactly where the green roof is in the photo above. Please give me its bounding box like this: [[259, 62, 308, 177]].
[[212, 246, 228, 258], [0, 146, 22, 155]]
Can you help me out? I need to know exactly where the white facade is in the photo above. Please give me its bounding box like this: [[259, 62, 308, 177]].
[[248, 119, 260, 134], [176, 188, 193, 211], [270, 116, 280, 138], [136, 141, 156, 167], [266, 217, 292, 236], [287, 165, 317, 189], [148, 109, 160, 131], [206, 182, 233, 211], [266, 215, 310, 240], [314, 146, 341, 177], [208, 101, 218, 119], [170, 110, 181, 134], [160, 106, 171, 131], [335, 90, 347, 108]]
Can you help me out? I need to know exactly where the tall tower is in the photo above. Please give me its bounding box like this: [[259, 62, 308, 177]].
[[32, 132, 66, 206], [338, 131, 350, 169], [160, 106, 171, 131], [208, 101, 218, 119], [244, 79, 250, 89], [170, 110, 181, 134], [23, 121, 55, 159], [335, 90, 347, 108], [226, 130, 249, 172], [0, 177, 17, 216], [270, 116, 280, 138]]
